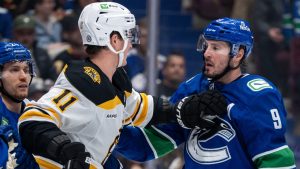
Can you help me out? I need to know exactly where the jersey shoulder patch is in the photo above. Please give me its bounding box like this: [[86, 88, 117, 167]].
[[246, 78, 273, 92], [64, 60, 116, 105]]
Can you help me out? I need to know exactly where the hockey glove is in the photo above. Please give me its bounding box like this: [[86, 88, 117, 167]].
[[175, 90, 227, 129], [61, 142, 94, 169]]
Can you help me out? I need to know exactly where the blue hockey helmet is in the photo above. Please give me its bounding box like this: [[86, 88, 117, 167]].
[[0, 42, 35, 76], [197, 17, 254, 58]]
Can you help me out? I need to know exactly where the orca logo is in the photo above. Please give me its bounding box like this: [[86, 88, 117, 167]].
[[186, 117, 235, 164]]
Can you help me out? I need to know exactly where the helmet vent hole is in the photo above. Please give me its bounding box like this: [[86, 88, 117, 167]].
[[96, 17, 99, 23]]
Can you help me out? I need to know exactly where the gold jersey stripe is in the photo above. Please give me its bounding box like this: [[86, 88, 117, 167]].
[[26, 104, 62, 127], [19, 110, 55, 123], [133, 93, 148, 126], [124, 90, 131, 98], [35, 156, 62, 169], [62, 64, 68, 73], [97, 96, 122, 110]]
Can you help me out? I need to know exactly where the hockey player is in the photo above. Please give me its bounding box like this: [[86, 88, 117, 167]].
[[0, 42, 39, 168], [115, 18, 296, 168], [17, 2, 226, 169]]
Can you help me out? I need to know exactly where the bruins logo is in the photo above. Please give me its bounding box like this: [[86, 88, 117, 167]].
[[84, 67, 101, 84]]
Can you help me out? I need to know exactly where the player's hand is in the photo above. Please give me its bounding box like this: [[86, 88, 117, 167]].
[[175, 90, 227, 129], [61, 142, 94, 169]]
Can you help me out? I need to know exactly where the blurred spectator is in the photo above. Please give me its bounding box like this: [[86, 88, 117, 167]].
[[32, 0, 62, 49], [251, 0, 288, 95], [0, 0, 30, 18], [143, 52, 186, 169], [0, 7, 13, 41], [282, 0, 300, 116], [125, 17, 166, 92], [183, 0, 253, 29], [53, 14, 87, 74], [183, 0, 234, 29], [12, 14, 58, 81], [157, 52, 186, 100], [28, 77, 53, 100], [72, 0, 98, 17]]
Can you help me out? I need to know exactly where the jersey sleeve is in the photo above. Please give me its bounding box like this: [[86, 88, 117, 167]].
[[114, 123, 185, 162], [18, 86, 94, 132], [230, 89, 296, 168], [123, 89, 154, 127], [111, 67, 154, 127]]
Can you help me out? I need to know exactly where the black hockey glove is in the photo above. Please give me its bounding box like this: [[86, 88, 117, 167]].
[[175, 90, 227, 129], [61, 142, 93, 169]]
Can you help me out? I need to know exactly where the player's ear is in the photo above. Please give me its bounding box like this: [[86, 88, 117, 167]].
[[232, 48, 245, 67]]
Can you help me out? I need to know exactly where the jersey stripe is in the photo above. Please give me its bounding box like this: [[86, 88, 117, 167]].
[[98, 96, 122, 110], [152, 126, 178, 149], [142, 126, 176, 157], [34, 155, 62, 169], [124, 91, 131, 98], [140, 128, 158, 159], [19, 110, 56, 123], [132, 93, 148, 126], [253, 146, 295, 168]]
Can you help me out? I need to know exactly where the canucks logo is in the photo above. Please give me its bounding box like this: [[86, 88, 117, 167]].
[[1, 117, 9, 125], [84, 67, 101, 84], [247, 79, 272, 92], [187, 117, 236, 164]]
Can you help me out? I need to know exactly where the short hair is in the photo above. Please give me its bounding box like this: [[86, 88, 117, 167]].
[[85, 31, 122, 55], [164, 51, 186, 67]]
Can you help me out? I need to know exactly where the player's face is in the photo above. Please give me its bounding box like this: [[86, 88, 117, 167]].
[[1, 61, 32, 100], [203, 40, 230, 78]]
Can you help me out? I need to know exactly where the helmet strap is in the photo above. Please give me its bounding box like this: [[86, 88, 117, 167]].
[[107, 39, 128, 68]]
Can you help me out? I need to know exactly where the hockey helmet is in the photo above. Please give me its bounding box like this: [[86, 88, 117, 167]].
[[0, 42, 35, 76], [197, 17, 254, 58]]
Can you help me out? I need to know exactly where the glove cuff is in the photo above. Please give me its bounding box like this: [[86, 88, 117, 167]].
[[59, 142, 86, 164], [175, 97, 192, 129]]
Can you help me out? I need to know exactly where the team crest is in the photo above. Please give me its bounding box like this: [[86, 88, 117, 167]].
[[186, 117, 236, 165], [84, 67, 101, 84]]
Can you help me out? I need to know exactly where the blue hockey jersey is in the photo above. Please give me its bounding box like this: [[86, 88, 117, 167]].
[[0, 97, 39, 169], [115, 73, 296, 169]]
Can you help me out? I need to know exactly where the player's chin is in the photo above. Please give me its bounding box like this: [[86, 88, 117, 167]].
[[15, 92, 28, 100], [204, 71, 214, 78]]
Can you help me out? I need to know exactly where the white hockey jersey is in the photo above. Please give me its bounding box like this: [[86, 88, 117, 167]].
[[18, 60, 154, 168]]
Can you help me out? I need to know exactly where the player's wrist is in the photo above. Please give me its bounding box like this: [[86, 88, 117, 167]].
[[59, 142, 86, 164]]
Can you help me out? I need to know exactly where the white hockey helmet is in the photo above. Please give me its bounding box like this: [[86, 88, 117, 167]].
[[78, 2, 139, 67]]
